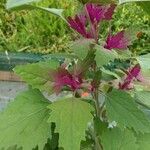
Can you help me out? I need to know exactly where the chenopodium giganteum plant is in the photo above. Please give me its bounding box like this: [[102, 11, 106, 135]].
[[1, 1, 150, 150]]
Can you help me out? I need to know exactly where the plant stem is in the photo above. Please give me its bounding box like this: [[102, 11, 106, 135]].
[[93, 89, 103, 150], [94, 89, 100, 118], [95, 136, 103, 150]]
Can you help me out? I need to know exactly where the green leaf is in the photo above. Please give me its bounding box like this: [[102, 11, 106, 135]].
[[47, 98, 94, 150], [137, 53, 150, 76], [0, 89, 51, 150], [6, 0, 40, 9], [14, 61, 59, 93], [6, 0, 65, 20], [71, 39, 95, 60], [106, 89, 150, 133], [101, 68, 120, 80], [80, 139, 93, 150], [135, 91, 150, 108], [101, 128, 138, 150], [95, 45, 118, 67], [139, 111, 150, 150], [136, 133, 150, 150]]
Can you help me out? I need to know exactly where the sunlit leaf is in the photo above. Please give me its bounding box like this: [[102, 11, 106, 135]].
[[0, 89, 51, 150], [6, 0, 65, 19], [14, 61, 59, 93], [136, 133, 150, 150], [106, 89, 150, 133], [135, 91, 150, 108], [95, 45, 118, 67], [137, 53, 150, 76], [101, 128, 138, 150], [47, 98, 94, 150]]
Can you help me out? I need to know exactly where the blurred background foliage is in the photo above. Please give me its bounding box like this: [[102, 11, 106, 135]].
[[0, 0, 149, 54]]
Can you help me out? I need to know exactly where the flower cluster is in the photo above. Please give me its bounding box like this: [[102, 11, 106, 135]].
[[50, 3, 135, 94], [68, 3, 130, 51], [50, 67, 83, 94]]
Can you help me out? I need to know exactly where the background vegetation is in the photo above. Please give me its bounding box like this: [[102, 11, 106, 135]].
[[0, 0, 149, 54]]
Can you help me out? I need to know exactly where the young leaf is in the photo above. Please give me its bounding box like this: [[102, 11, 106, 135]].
[[0, 89, 51, 150], [14, 61, 59, 93], [95, 45, 118, 67], [71, 39, 95, 60], [47, 98, 94, 150], [101, 128, 138, 150], [106, 89, 150, 133]]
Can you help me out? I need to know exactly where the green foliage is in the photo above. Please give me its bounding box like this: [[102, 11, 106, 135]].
[[112, 3, 150, 55], [0, 1, 149, 54], [137, 53, 150, 76], [78, 0, 114, 4], [72, 40, 118, 68], [47, 98, 94, 150], [6, 0, 41, 9], [0, 0, 76, 53], [0, 89, 51, 150], [14, 61, 59, 92], [101, 128, 138, 150], [136, 133, 150, 150], [1, 1, 150, 149], [137, 1, 150, 14], [71, 39, 95, 59], [6, 0, 65, 21], [119, 0, 150, 14], [106, 89, 150, 133], [95, 45, 118, 67], [135, 91, 150, 108]]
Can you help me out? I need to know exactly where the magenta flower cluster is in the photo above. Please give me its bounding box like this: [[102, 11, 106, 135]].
[[68, 3, 130, 51], [50, 67, 83, 94], [50, 3, 143, 94]]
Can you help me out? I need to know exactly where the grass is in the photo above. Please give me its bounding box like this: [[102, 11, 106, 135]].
[[0, 1, 149, 54], [0, 0, 78, 53]]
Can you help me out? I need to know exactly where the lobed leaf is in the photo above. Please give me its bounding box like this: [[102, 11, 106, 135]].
[[47, 98, 94, 150], [14, 61, 59, 93], [105, 89, 150, 133], [101, 128, 138, 150], [0, 89, 51, 150]]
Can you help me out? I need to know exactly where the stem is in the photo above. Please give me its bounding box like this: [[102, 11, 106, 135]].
[[94, 89, 101, 117], [94, 90, 103, 150], [95, 136, 102, 150]]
